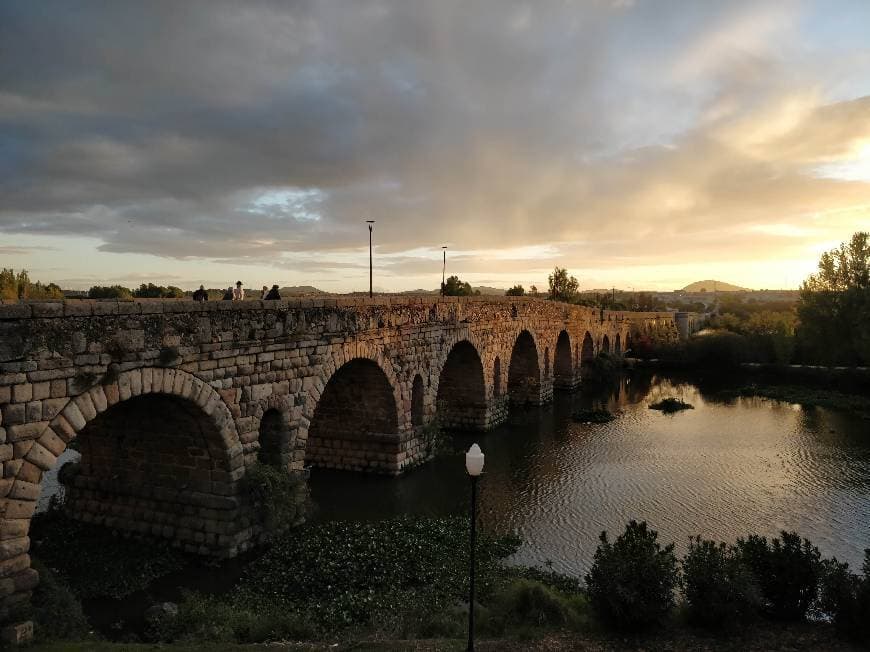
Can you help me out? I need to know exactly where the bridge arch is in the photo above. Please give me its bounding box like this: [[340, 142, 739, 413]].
[[581, 331, 595, 366], [602, 334, 610, 354], [306, 357, 401, 472], [436, 339, 487, 430], [493, 356, 502, 397], [553, 330, 573, 388], [27, 369, 244, 554], [508, 329, 541, 406], [411, 374, 425, 427], [615, 333, 622, 355]]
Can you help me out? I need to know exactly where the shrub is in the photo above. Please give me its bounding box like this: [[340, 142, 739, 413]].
[[240, 462, 307, 533], [735, 531, 822, 621], [681, 536, 760, 630], [31, 559, 91, 642], [585, 520, 678, 631], [584, 351, 623, 384], [493, 579, 589, 632], [818, 551, 870, 644]]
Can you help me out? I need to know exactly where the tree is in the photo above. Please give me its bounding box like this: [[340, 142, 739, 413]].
[[548, 267, 578, 303], [0, 268, 64, 300], [529, 285, 539, 297], [133, 283, 185, 298], [88, 285, 133, 299], [797, 232, 870, 365], [505, 284, 525, 296], [442, 275, 474, 296]]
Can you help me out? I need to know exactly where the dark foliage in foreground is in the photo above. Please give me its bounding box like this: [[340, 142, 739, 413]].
[[30, 510, 186, 599], [819, 550, 870, 645], [585, 520, 678, 631], [681, 536, 760, 630], [735, 532, 822, 621]]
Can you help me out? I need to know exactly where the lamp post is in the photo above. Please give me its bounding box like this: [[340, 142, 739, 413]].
[[441, 245, 448, 296], [366, 220, 375, 298], [465, 443, 485, 652]]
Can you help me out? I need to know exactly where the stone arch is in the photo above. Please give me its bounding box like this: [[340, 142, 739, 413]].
[[554, 330, 573, 387], [615, 333, 622, 355], [581, 331, 595, 366], [306, 357, 400, 472], [27, 369, 245, 552], [436, 339, 487, 430], [602, 334, 610, 353], [251, 393, 297, 469], [493, 356, 502, 397], [411, 374, 424, 427], [258, 408, 293, 469], [508, 329, 541, 406]]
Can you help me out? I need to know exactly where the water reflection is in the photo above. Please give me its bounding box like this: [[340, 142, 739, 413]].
[[310, 372, 870, 577]]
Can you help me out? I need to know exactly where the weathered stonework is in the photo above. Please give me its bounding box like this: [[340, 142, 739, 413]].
[[0, 295, 679, 627]]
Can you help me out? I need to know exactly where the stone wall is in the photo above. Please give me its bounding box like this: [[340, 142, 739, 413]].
[[0, 294, 679, 628]]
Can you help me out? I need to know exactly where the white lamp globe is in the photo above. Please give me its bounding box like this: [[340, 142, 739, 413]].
[[465, 443, 485, 476]]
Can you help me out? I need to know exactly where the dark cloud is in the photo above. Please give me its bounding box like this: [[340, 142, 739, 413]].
[[1, 0, 869, 281]]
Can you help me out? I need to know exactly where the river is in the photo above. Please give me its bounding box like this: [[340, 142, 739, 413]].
[[309, 372, 870, 576]]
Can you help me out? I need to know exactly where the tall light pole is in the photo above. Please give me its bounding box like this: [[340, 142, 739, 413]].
[[441, 245, 448, 296], [465, 443, 485, 652], [366, 220, 375, 298]]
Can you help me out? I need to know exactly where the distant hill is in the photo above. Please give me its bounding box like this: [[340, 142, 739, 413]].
[[278, 285, 325, 296], [400, 286, 506, 295], [680, 280, 748, 293]]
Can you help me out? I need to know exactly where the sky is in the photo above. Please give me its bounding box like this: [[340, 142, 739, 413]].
[[2, 0, 870, 293]]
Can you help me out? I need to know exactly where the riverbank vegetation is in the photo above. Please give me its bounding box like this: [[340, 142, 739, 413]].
[[648, 397, 694, 413], [30, 512, 869, 649]]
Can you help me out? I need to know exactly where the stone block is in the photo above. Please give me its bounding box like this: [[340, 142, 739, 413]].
[[0, 620, 33, 646], [24, 441, 56, 471], [0, 405, 24, 427], [6, 422, 47, 443], [37, 428, 65, 457], [31, 382, 50, 401], [0, 538, 29, 559], [88, 386, 107, 413], [49, 378, 67, 398], [0, 520, 28, 541], [61, 402, 85, 431], [75, 391, 96, 421], [9, 480, 39, 501], [25, 402, 41, 422]]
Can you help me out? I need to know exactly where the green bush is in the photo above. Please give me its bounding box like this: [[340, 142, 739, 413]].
[[818, 551, 870, 644], [493, 579, 588, 631], [681, 536, 760, 630], [148, 591, 317, 643], [241, 462, 307, 533], [30, 559, 92, 642], [736, 531, 822, 621], [234, 516, 520, 632], [585, 520, 678, 631]]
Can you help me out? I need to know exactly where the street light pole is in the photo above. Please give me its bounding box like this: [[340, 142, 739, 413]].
[[465, 444, 485, 652], [366, 221, 375, 298], [441, 245, 447, 296]]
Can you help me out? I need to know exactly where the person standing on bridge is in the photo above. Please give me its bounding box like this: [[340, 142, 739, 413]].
[[265, 284, 281, 300], [233, 281, 245, 301], [192, 285, 208, 301], [260, 285, 269, 299], [222, 287, 233, 300]]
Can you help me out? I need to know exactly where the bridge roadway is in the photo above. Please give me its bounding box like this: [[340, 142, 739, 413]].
[[0, 295, 678, 628]]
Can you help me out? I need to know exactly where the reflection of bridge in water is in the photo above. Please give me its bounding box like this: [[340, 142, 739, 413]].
[[0, 296, 678, 627]]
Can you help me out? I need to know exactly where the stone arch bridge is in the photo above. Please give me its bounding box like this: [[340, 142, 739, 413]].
[[0, 295, 677, 626]]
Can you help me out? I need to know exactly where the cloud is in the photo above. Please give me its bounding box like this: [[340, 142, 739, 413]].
[[1, 0, 870, 290]]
